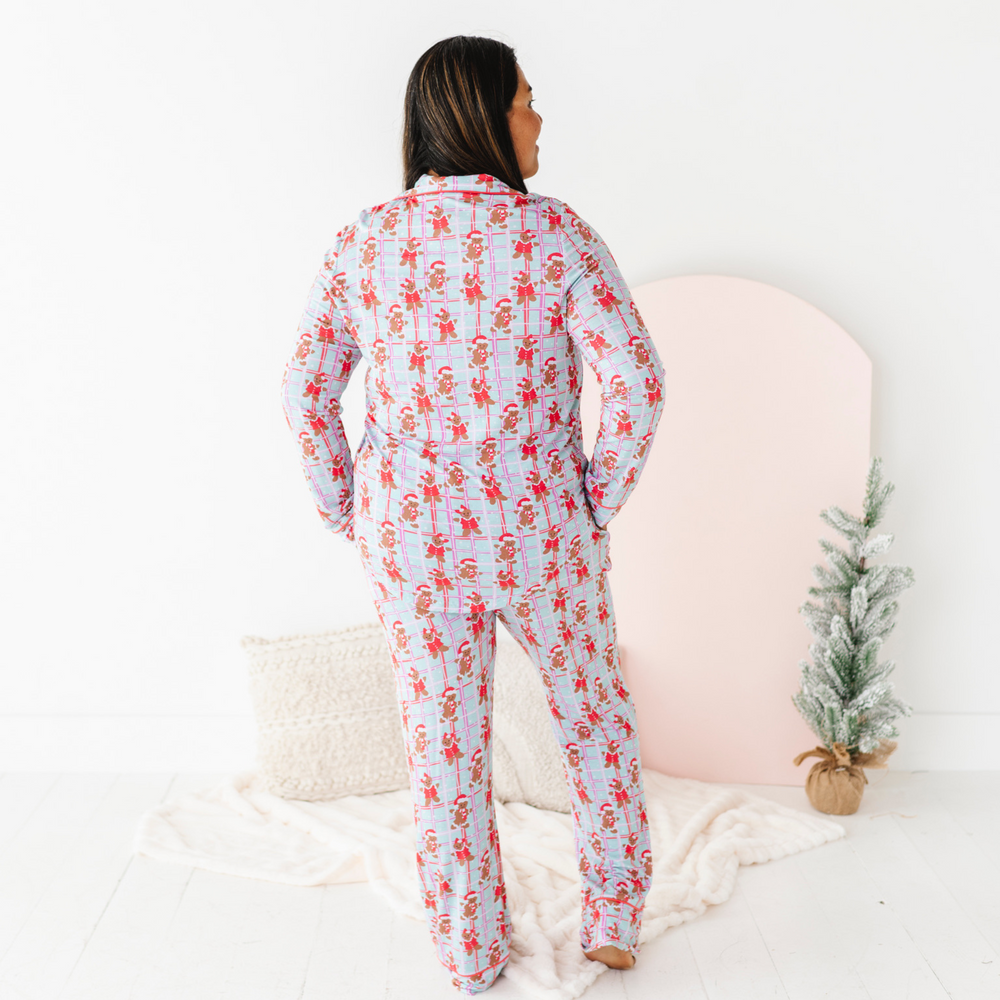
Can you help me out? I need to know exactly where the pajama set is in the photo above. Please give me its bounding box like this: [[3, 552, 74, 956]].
[[281, 171, 666, 994]]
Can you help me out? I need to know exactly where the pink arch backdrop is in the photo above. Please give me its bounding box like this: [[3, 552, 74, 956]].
[[580, 275, 872, 785]]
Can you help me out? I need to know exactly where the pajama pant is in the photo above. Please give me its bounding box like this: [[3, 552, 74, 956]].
[[368, 519, 653, 995]]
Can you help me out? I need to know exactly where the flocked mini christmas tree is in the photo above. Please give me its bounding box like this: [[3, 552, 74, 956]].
[[792, 457, 915, 813]]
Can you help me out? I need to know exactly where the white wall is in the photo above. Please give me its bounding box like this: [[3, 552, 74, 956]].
[[2, 0, 997, 773]]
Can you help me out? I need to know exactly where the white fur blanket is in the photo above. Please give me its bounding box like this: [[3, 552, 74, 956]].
[[133, 769, 845, 1000]]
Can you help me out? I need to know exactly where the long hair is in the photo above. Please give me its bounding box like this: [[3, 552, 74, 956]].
[[402, 36, 525, 194]]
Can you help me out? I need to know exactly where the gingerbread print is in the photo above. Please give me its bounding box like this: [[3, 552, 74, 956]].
[[281, 171, 665, 995]]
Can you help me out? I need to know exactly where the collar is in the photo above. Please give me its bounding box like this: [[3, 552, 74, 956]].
[[410, 172, 522, 196]]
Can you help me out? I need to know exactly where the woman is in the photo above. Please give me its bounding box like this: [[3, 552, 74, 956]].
[[281, 35, 665, 995]]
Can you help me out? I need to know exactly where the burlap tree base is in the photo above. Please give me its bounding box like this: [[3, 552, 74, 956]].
[[793, 739, 898, 815]]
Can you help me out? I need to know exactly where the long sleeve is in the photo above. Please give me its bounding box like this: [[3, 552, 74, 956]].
[[280, 237, 363, 540], [558, 204, 666, 528]]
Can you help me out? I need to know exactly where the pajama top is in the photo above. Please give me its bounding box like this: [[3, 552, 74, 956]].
[[281, 171, 666, 613]]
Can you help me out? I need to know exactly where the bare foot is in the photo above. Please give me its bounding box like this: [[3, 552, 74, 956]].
[[584, 944, 636, 969]]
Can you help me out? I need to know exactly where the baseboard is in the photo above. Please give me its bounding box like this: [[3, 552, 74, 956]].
[[887, 711, 1000, 770], [0, 711, 995, 773]]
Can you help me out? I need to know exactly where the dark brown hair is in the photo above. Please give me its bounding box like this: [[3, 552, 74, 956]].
[[402, 36, 525, 194]]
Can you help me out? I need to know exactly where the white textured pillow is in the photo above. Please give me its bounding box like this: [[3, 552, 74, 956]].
[[241, 622, 571, 813], [492, 634, 572, 814], [241, 623, 410, 801]]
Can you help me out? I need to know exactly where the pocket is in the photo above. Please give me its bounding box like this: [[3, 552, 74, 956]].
[[583, 510, 611, 572], [582, 490, 602, 531], [589, 508, 610, 539]]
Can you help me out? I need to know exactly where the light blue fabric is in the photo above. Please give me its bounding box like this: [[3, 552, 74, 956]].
[[282, 171, 665, 992]]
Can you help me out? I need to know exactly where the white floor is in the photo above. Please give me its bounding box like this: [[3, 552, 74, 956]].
[[0, 771, 998, 1000]]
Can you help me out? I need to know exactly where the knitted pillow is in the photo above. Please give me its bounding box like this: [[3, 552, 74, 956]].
[[241, 623, 410, 801], [241, 623, 571, 813]]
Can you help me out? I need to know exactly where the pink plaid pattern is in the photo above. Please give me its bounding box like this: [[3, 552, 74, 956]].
[[282, 172, 665, 993]]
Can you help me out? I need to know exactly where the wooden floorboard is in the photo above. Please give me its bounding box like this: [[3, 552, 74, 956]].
[[0, 772, 995, 999], [0, 775, 176, 1000], [683, 879, 789, 999], [737, 851, 870, 999], [0, 774, 60, 850], [844, 775, 1000, 999], [0, 774, 119, 965], [622, 924, 709, 1000], [299, 882, 393, 1000], [882, 773, 1000, 954], [59, 854, 194, 1000]]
